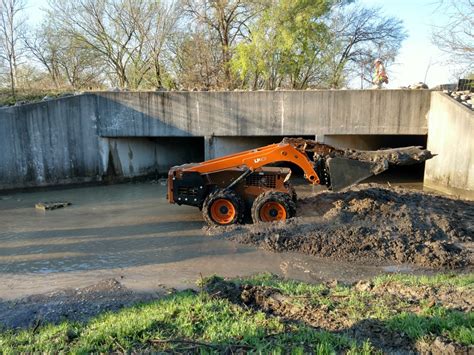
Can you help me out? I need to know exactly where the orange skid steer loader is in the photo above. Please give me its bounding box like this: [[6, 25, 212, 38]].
[[167, 138, 433, 226]]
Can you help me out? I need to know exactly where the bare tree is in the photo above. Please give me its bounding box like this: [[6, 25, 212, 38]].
[[47, 0, 134, 88], [326, 3, 407, 88], [46, 0, 179, 89], [432, 0, 473, 75], [128, 0, 181, 89], [24, 20, 62, 88], [172, 29, 222, 89], [183, 0, 257, 89], [57, 36, 106, 89], [0, 0, 26, 96]]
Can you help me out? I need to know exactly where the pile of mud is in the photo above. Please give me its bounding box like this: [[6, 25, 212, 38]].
[[214, 184, 474, 269]]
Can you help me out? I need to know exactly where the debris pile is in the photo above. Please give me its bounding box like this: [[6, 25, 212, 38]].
[[35, 201, 71, 211], [444, 89, 473, 110], [408, 82, 429, 89], [213, 184, 474, 269]]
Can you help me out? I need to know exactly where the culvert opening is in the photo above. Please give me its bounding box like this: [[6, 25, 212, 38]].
[[103, 136, 205, 181]]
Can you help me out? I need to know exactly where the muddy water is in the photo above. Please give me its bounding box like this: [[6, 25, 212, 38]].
[[0, 182, 427, 300]]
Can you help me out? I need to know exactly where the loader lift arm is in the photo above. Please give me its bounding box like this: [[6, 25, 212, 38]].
[[183, 143, 320, 184]]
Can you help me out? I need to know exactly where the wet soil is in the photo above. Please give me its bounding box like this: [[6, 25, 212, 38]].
[[204, 277, 473, 354], [0, 279, 168, 329], [213, 184, 474, 269]]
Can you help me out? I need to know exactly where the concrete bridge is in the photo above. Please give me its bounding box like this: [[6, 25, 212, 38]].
[[0, 90, 471, 198]]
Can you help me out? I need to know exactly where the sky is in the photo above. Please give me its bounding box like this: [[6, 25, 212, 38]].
[[26, 0, 457, 88], [359, 0, 455, 88]]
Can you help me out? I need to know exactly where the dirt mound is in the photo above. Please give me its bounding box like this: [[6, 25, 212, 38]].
[[214, 184, 474, 269]]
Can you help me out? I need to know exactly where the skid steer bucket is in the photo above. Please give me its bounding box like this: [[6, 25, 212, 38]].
[[326, 157, 388, 192]]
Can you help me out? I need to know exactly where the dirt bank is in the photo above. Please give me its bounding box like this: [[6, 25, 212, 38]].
[[203, 275, 473, 354], [212, 184, 474, 269]]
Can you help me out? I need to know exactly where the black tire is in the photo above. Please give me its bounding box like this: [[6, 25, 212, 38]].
[[286, 183, 298, 203], [251, 191, 296, 224], [202, 189, 245, 226]]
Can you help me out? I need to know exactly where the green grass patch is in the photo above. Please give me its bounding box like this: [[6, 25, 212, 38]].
[[1, 273, 473, 353], [388, 307, 474, 345], [230, 273, 474, 346], [0, 290, 366, 353], [372, 273, 474, 288], [0, 89, 76, 106]]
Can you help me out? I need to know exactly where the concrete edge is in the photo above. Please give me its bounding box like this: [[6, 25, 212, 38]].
[[431, 91, 474, 115], [424, 181, 474, 201], [0, 93, 91, 111]]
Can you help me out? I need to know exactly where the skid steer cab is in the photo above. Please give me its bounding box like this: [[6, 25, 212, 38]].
[[167, 138, 434, 226]]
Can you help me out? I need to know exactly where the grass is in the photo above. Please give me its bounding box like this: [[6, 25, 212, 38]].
[[0, 290, 367, 353], [388, 307, 474, 345], [229, 272, 474, 345], [0, 273, 473, 353], [372, 272, 474, 288], [0, 89, 76, 107]]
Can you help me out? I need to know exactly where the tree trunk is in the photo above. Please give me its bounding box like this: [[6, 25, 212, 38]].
[[8, 55, 15, 97], [154, 58, 162, 88]]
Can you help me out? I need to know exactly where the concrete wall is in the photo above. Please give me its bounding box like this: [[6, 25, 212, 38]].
[[322, 134, 427, 150], [101, 137, 159, 177], [96, 90, 430, 137], [0, 95, 102, 190], [0, 90, 433, 191], [424, 92, 474, 199]]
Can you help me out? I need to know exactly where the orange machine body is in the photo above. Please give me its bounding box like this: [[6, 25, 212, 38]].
[[167, 142, 320, 206]]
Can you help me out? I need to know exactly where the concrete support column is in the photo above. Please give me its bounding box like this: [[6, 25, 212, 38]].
[[101, 137, 159, 177], [204, 136, 215, 161]]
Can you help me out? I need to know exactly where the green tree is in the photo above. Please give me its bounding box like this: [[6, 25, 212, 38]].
[[231, 0, 332, 90]]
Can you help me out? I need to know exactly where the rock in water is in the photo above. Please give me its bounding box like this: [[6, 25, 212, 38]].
[[35, 201, 72, 211]]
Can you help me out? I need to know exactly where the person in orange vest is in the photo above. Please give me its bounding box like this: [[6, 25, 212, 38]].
[[373, 58, 389, 89]]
